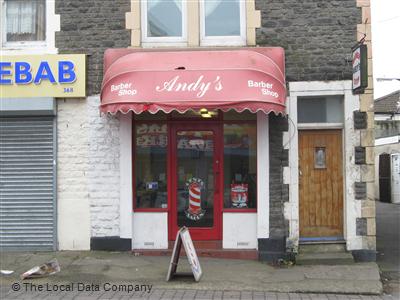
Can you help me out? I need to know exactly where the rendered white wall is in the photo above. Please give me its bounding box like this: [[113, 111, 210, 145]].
[[256, 112, 269, 239], [57, 99, 90, 250], [287, 81, 362, 251], [285, 90, 299, 251], [223, 213, 257, 249], [132, 213, 168, 249], [343, 87, 362, 250], [119, 113, 133, 239]]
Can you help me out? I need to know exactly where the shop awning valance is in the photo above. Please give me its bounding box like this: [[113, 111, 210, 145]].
[[100, 48, 287, 115]]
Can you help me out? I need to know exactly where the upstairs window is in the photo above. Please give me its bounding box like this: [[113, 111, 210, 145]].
[[141, 0, 187, 44], [140, 0, 246, 46], [200, 0, 246, 46], [3, 0, 46, 45]]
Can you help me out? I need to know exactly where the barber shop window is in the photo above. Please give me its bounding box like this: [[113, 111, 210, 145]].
[[3, 0, 46, 45], [141, 0, 186, 43], [200, 0, 246, 46], [134, 123, 168, 209], [297, 96, 344, 124], [223, 122, 257, 210]]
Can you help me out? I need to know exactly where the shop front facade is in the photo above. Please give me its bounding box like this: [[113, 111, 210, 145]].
[[0, 0, 85, 251], [0, 0, 376, 262], [98, 48, 286, 256]]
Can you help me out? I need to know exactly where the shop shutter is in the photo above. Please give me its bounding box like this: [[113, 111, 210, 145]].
[[0, 117, 56, 251]]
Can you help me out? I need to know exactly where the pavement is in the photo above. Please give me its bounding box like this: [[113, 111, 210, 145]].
[[0, 250, 387, 299], [1, 200, 398, 300], [376, 201, 400, 298]]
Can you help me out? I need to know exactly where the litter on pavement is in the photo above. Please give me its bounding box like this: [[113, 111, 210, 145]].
[[0, 270, 14, 275], [20, 258, 60, 280]]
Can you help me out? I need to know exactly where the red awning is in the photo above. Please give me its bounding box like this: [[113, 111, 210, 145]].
[[100, 48, 286, 115]]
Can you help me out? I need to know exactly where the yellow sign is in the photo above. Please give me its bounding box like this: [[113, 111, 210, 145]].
[[0, 54, 86, 98]]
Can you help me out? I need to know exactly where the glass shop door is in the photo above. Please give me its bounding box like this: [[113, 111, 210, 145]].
[[170, 123, 222, 240]]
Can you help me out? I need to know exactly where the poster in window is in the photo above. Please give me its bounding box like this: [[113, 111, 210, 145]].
[[185, 178, 205, 221], [230, 183, 248, 208]]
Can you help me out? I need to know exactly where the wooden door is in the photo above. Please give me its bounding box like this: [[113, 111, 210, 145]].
[[299, 130, 343, 238]]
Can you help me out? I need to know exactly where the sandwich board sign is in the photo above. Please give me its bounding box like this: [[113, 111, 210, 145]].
[[166, 227, 202, 282]]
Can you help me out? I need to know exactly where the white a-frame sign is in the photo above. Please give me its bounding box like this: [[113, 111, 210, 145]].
[[166, 227, 202, 282]]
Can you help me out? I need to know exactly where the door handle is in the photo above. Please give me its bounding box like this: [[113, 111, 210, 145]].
[[214, 160, 220, 174], [214, 160, 220, 194]]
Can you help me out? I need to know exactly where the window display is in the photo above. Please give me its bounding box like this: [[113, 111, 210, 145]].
[[223, 123, 257, 209], [134, 123, 168, 208]]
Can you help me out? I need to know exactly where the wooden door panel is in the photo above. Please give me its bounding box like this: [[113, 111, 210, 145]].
[[299, 130, 343, 237]]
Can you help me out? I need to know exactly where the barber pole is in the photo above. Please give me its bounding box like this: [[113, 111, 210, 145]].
[[189, 183, 201, 214], [185, 178, 205, 221]]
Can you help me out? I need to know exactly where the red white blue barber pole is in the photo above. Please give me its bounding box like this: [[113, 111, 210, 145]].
[[185, 178, 205, 220]]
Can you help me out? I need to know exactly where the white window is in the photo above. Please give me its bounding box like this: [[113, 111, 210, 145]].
[[297, 96, 344, 124], [2, 0, 46, 47], [141, 0, 187, 45], [200, 0, 246, 46]]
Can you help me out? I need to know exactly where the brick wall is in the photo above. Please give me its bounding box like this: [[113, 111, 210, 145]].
[[87, 96, 121, 237], [57, 99, 91, 250], [55, 0, 130, 96], [57, 96, 121, 248], [256, 0, 361, 82]]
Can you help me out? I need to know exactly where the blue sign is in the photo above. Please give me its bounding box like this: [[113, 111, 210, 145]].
[[0, 61, 76, 85]]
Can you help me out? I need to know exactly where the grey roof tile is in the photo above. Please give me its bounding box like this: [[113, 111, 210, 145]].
[[374, 90, 400, 113]]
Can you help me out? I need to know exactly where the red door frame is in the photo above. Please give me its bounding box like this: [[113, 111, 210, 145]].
[[168, 122, 223, 241]]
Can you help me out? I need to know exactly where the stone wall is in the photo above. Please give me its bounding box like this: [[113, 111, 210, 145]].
[[354, 0, 376, 261], [55, 0, 361, 94], [258, 113, 289, 262], [269, 114, 289, 238], [256, 0, 361, 82], [55, 0, 130, 96]]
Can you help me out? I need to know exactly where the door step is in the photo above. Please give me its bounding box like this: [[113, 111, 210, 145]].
[[132, 248, 258, 260], [168, 240, 223, 249], [296, 252, 354, 265], [299, 243, 346, 253], [133, 240, 257, 260], [296, 243, 354, 265]]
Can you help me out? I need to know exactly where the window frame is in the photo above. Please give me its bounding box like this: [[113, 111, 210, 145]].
[[297, 95, 345, 125], [132, 113, 258, 213], [222, 120, 257, 213], [132, 119, 169, 212], [140, 0, 188, 46], [199, 0, 246, 46], [1, 0, 47, 49]]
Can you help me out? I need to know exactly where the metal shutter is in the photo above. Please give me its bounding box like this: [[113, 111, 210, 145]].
[[0, 117, 56, 251]]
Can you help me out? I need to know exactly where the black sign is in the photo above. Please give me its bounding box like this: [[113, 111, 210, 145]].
[[352, 44, 368, 94]]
